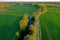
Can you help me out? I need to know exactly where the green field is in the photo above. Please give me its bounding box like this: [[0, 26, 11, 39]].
[[40, 7, 60, 40], [0, 3, 60, 40], [0, 4, 38, 40]]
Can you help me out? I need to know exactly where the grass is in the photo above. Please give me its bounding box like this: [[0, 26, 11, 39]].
[[40, 7, 60, 40], [0, 3, 60, 40], [0, 4, 38, 40]]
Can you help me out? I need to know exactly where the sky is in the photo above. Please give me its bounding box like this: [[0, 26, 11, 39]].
[[0, 0, 60, 2]]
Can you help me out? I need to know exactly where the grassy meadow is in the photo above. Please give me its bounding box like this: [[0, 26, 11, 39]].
[[0, 3, 38, 40], [40, 7, 60, 40], [0, 3, 60, 40]]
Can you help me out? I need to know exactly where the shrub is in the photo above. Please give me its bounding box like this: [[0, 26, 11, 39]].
[[19, 14, 29, 31], [24, 35, 36, 40]]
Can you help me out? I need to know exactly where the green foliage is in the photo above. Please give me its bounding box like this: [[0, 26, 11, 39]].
[[24, 35, 36, 40]]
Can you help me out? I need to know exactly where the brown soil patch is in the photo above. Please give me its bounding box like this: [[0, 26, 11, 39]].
[[0, 8, 7, 13]]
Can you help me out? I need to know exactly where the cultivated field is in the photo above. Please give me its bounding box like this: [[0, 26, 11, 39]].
[[0, 3, 60, 40], [0, 3, 38, 40], [40, 7, 60, 40]]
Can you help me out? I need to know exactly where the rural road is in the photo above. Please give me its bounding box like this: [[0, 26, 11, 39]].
[[36, 19, 40, 40]]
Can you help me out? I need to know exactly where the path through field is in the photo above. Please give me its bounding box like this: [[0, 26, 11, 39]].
[[36, 19, 40, 40]]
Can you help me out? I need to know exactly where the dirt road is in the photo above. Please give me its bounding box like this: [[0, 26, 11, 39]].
[[36, 19, 40, 40]]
